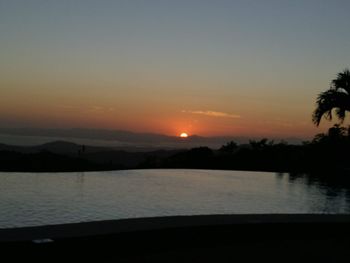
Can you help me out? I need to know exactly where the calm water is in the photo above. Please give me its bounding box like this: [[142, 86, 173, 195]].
[[0, 169, 350, 228]]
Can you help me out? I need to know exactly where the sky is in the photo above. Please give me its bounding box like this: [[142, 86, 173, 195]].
[[1, 0, 350, 138]]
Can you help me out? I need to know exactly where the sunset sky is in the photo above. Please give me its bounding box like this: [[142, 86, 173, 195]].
[[1, 0, 350, 138]]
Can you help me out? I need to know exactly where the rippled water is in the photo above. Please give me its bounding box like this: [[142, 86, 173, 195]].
[[0, 169, 350, 228]]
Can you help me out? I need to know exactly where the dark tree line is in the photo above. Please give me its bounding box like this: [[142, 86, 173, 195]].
[[139, 124, 350, 173]]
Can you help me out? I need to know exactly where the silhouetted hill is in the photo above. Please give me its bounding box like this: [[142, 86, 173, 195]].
[[0, 141, 110, 154], [0, 141, 184, 172], [0, 151, 110, 172], [0, 128, 305, 149], [1, 127, 348, 174]]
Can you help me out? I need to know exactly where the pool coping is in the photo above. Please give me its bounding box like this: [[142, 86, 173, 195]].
[[1, 214, 350, 242]]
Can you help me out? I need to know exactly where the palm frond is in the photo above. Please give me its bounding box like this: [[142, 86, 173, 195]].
[[312, 89, 350, 126], [331, 68, 350, 95]]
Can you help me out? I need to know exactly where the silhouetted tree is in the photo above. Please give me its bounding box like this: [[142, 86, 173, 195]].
[[311, 133, 327, 144], [313, 69, 350, 126], [312, 124, 348, 145], [328, 124, 347, 139], [219, 141, 238, 154], [249, 138, 273, 150]]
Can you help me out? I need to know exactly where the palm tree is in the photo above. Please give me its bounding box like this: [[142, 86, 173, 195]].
[[312, 69, 350, 126]]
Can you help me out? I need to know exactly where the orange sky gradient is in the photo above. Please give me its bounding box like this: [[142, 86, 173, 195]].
[[1, 1, 349, 140]]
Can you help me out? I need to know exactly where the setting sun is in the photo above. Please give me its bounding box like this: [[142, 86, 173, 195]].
[[180, 133, 188, 138]]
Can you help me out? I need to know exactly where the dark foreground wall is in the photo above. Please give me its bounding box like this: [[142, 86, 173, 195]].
[[1, 214, 350, 262]]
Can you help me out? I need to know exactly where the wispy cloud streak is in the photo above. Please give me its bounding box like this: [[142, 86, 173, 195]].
[[182, 110, 241, 119], [87, 106, 115, 113]]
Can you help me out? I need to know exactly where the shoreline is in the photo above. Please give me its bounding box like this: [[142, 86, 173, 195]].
[[1, 166, 350, 174]]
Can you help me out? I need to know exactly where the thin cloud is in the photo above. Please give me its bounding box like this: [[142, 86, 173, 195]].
[[87, 106, 115, 113], [182, 110, 241, 119]]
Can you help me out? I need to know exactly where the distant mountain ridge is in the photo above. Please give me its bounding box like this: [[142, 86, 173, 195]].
[[0, 141, 107, 154], [0, 140, 183, 171], [0, 137, 345, 174], [0, 128, 304, 149]]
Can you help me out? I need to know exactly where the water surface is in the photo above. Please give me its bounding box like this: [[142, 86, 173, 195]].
[[0, 169, 349, 228]]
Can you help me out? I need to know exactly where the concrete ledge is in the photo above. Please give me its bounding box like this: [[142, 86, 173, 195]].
[[1, 214, 350, 242], [1, 214, 350, 262]]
